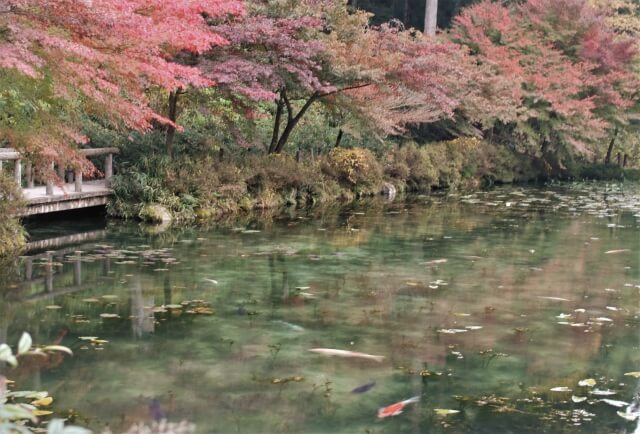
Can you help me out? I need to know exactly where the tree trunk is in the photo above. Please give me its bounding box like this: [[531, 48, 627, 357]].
[[269, 93, 285, 154], [403, 0, 410, 27], [165, 90, 180, 158], [335, 129, 344, 148], [271, 93, 319, 154], [424, 0, 438, 36], [604, 127, 618, 165]]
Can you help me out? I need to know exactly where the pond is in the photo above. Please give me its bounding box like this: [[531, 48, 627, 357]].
[[2, 182, 640, 434]]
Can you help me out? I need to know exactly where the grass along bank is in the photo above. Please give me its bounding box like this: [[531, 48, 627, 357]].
[[107, 136, 638, 225]]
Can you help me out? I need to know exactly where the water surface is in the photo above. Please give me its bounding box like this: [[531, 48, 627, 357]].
[[2, 183, 640, 434]]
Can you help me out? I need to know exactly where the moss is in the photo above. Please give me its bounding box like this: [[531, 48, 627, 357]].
[[139, 204, 172, 224]]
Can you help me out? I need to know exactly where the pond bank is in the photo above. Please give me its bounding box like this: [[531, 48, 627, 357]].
[[109, 138, 640, 226]]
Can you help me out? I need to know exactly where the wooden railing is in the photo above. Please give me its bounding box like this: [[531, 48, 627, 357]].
[[0, 147, 119, 194]]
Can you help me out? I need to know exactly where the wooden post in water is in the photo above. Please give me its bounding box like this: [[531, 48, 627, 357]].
[[73, 252, 82, 286], [105, 153, 113, 187], [74, 168, 82, 192], [46, 162, 54, 195], [45, 253, 53, 293], [25, 161, 34, 188], [25, 258, 33, 281], [14, 159, 21, 187]]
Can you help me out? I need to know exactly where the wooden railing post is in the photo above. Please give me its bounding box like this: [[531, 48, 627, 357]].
[[26, 161, 34, 188], [105, 153, 113, 187], [57, 164, 65, 182], [46, 162, 54, 195], [74, 168, 82, 192], [14, 159, 21, 187]]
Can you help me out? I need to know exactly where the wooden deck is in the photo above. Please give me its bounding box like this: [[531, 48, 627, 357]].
[[18, 180, 113, 216], [0, 147, 118, 217]]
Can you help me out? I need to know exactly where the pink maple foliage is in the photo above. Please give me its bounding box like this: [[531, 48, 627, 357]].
[[0, 0, 244, 169]]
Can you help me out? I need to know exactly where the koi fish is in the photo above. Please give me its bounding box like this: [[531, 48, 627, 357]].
[[274, 320, 305, 332], [351, 381, 376, 394], [422, 259, 448, 265], [308, 348, 385, 362], [378, 396, 420, 418], [149, 398, 166, 421]]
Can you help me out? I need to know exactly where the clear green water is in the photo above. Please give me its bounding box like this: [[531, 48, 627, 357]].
[[2, 183, 640, 434]]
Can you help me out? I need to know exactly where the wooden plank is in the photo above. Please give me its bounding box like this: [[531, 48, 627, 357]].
[[18, 195, 109, 216], [1, 147, 119, 160], [0, 151, 20, 160], [74, 169, 82, 192], [79, 147, 120, 157]]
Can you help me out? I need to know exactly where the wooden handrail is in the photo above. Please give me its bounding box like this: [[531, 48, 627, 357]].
[[0, 150, 21, 161], [0, 147, 120, 161], [79, 147, 120, 157], [0, 147, 119, 192]]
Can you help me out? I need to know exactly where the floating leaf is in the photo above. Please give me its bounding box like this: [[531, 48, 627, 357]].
[[601, 399, 629, 408], [572, 396, 587, 403], [0, 403, 36, 421], [7, 391, 48, 400], [624, 372, 640, 378], [434, 409, 460, 416], [0, 343, 16, 366], [590, 389, 617, 396], [42, 346, 73, 356], [78, 337, 98, 341], [32, 409, 53, 416], [17, 332, 32, 355], [578, 378, 596, 387], [31, 396, 53, 407], [45, 305, 62, 310], [99, 313, 120, 319], [193, 307, 215, 315], [618, 410, 640, 421], [82, 298, 100, 303], [550, 387, 572, 392]]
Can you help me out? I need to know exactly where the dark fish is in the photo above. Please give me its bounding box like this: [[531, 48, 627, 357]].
[[149, 398, 166, 421], [351, 381, 376, 394]]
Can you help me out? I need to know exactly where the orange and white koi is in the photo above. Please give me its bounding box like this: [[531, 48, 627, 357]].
[[377, 396, 421, 418], [307, 348, 385, 362]]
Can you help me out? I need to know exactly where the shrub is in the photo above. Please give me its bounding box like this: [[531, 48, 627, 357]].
[[0, 174, 26, 256], [322, 148, 383, 190]]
